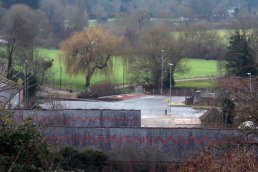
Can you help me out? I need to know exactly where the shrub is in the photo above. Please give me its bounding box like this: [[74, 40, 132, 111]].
[[0, 119, 52, 172], [55, 146, 108, 172], [79, 83, 118, 98]]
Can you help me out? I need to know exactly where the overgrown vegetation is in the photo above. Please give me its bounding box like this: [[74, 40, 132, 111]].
[[78, 82, 117, 98], [0, 115, 52, 171], [0, 112, 109, 172], [54, 146, 108, 172]]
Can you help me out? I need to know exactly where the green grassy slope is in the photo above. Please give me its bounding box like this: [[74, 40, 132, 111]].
[[175, 58, 222, 79], [175, 79, 215, 88], [39, 49, 223, 90], [39, 49, 126, 90]]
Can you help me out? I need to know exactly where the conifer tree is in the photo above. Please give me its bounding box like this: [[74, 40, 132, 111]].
[[226, 30, 258, 77]]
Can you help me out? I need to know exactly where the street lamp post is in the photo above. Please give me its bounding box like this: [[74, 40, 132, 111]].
[[247, 72, 252, 92], [123, 61, 125, 89], [161, 50, 164, 95], [60, 67, 62, 88], [169, 63, 173, 114], [53, 72, 55, 89], [24, 60, 28, 107]]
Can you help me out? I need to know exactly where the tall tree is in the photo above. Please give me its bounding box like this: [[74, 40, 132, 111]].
[[179, 23, 226, 60], [60, 27, 120, 90], [226, 30, 258, 77], [131, 25, 183, 88], [0, 7, 5, 30], [39, 0, 88, 47], [1, 4, 42, 79]]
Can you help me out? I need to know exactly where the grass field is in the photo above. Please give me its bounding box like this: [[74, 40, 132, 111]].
[[39, 48, 223, 90], [39, 49, 125, 90], [89, 20, 97, 27], [175, 79, 215, 88], [175, 58, 223, 79]]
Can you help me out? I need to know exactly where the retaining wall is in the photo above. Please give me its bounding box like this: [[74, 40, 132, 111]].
[[40, 127, 240, 162], [12, 109, 141, 127]]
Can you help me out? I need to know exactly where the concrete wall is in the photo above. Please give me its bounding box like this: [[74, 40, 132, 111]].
[[13, 109, 141, 127], [40, 127, 240, 162], [9, 92, 20, 109], [10, 110, 250, 162]]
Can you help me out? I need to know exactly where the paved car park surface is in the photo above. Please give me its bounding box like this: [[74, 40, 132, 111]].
[[41, 95, 205, 128]]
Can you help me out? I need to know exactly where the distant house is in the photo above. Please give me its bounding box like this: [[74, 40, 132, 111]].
[[228, 9, 236, 17], [0, 77, 23, 109]]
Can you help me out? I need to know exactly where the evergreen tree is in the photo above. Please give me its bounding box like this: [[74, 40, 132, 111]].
[[226, 30, 258, 77]]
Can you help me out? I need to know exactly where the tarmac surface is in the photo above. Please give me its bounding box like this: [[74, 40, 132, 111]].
[[41, 95, 205, 128]]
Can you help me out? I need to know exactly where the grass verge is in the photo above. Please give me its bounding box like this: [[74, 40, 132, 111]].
[[175, 79, 215, 89]]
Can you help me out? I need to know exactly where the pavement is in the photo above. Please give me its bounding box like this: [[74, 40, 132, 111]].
[[41, 95, 206, 128]]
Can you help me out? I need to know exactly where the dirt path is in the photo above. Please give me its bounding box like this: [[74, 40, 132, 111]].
[[175, 76, 219, 82]]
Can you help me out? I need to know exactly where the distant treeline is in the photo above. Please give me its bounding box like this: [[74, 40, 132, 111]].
[[0, 0, 40, 9], [1, 0, 258, 20]]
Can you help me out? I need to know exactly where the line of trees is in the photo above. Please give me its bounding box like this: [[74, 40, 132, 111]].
[[0, 0, 89, 48], [0, 1, 227, 98], [2, 0, 258, 23], [0, 5, 55, 105], [1, 0, 258, 92], [60, 14, 258, 91]]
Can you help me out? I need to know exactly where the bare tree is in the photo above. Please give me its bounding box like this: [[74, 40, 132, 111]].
[[181, 145, 257, 172], [0, 7, 6, 30], [39, 0, 88, 47], [182, 76, 258, 171], [105, 8, 151, 47], [231, 11, 258, 31], [1, 5, 43, 80], [130, 25, 183, 88], [217, 77, 258, 127], [179, 23, 226, 60]]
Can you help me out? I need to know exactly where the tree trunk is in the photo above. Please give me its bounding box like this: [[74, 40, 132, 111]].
[[86, 75, 91, 90], [85, 70, 94, 91], [6, 54, 12, 80]]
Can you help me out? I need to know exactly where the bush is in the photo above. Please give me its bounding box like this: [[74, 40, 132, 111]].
[[55, 146, 108, 172], [79, 83, 118, 98], [0, 119, 52, 172]]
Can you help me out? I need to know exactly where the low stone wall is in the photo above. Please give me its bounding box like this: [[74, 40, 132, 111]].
[[40, 127, 240, 162], [12, 109, 141, 127]]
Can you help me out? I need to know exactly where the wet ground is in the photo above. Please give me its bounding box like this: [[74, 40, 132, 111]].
[[41, 95, 205, 128]]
